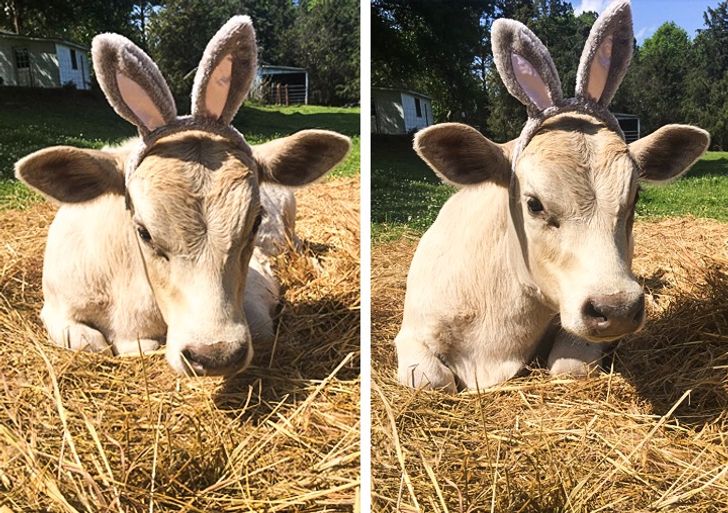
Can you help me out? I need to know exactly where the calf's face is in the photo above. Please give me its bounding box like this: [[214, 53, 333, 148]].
[[15, 128, 350, 376], [511, 115, 644, 341], [128, 131, 261, 376], [415, 118, 709, 342]]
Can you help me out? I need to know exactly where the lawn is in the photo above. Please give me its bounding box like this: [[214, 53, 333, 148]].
[[372, 134, 728, 242], [0, 88, 359, 209]]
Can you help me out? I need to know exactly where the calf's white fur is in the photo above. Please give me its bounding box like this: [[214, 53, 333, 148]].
[[15, 18, 350, 377], [395, 3, 709, 391]]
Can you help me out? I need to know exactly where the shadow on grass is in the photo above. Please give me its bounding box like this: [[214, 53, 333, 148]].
[[372, 135, 454, 232], [686, 156, 728, 179]]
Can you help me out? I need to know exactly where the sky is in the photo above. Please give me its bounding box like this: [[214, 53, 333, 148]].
[[572, 0, 722, 43]]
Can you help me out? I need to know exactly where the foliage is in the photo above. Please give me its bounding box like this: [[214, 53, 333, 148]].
[[1, 0, 358, 107], [146, 0, 358, 105], [372, 0, 492, 126], [374, 0, 728, 149], [0, 88, 359, 208], [283, 0, 360, 106], [0, 0, 157, 47]]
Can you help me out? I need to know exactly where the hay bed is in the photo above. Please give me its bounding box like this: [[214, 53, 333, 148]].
[[0, 178, 360, 512], [372, 217, 728, 512]]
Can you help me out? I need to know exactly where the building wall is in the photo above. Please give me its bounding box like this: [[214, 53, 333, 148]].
[[56, 44, 90, 89], [0, 39, 15, 85], [372, 89, 405, 134], [401, 93, 432, 133], [0, 37, 59, 87]]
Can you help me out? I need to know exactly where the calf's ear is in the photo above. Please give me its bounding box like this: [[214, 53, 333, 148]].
[[253, 130, 351, 186], [15, 146, 125, 204], [629, 125, 710, 183], [414, 123, 512, 186]]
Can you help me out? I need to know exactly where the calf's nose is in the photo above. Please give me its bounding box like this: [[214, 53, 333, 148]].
[[181, 341, 250, 377], [582, 292, 645, 338]]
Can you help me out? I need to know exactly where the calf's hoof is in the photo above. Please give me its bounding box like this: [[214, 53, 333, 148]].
[[548, 356, 601, 377], [62, 324, 112, 354], [397, 358, 457, 393]]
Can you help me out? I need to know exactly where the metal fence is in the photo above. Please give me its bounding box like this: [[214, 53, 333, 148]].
[[261, 83, 306, 105]]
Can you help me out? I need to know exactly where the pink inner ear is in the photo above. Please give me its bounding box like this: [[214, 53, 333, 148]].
[[116, 72, 166, 131], [204, 54, 233, 119], [511, 53, 553, 111], [587, 35, 613, 102]]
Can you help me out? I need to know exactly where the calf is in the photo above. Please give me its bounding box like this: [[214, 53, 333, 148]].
[[15, 17, 350, 377], [395, 0, 709, 391]]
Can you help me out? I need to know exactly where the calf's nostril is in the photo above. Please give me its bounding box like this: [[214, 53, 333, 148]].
[[180, 343, 250, 375], [181, 348, 194, 363], [583, 299, 607, 323]]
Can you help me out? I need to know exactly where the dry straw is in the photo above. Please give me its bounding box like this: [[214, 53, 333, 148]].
[[0, 178, 360, 512], [372, 217, 728, 512]]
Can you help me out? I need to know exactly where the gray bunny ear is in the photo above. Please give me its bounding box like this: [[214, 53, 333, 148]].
[[92, 34, 177, 135], [492, 18, 563, 114], [575, 0, 633, 106], [191, 16, 257, 124]]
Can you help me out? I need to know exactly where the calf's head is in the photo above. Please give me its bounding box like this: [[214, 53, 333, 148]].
[[14, 17, 350, 376], [414, 1, 709, 342]]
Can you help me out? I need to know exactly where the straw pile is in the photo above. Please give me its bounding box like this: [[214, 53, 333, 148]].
[[0, 177, 360, 512], [372, 217, 728, 512]]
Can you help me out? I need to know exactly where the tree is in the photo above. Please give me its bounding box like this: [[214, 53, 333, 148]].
[[372, 0, 493, 126], [628, 23, 691, 134], [284, 0, 359, 105], [147, 0, 356, 105], [0, 0, 145, 47], [683, 1, 728, 149]]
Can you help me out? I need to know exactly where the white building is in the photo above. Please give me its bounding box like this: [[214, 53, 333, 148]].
[[0, 31, 90, 90], [372, 87, 433, 134]]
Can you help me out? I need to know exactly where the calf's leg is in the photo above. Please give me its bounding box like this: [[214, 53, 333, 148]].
[[547, 330, 603, 377], [114, 338, 161, 355], [244, 254, 280, 345], [41, 304, 112, 354], [395, 330, 457, 393]]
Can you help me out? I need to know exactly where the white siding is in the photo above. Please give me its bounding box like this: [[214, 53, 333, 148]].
[[401, 93, 432, 133], [55, 44, 90, 89], [0, 44, 15, 85]]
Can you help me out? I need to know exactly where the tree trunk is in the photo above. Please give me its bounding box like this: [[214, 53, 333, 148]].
[[11, 0, 22, 34]]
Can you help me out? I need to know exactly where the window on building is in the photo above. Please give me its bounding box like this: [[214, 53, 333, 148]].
[[70, 49, 78, 70], [415, 97, 422, 118], [13, 48, 29, 69]]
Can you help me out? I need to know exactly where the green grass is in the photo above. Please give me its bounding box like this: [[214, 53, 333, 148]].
[[0, 88, 359, 209], [372, 135, 728, 242]]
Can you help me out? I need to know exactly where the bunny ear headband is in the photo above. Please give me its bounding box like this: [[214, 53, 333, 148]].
[[492, 0, 633, 164], [91, 16, 257, 181]]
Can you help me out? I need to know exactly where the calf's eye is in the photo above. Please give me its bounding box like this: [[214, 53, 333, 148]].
[[252, 213, 263, 233], [137, 225, 152, 243], [526, 196, 544, 215]]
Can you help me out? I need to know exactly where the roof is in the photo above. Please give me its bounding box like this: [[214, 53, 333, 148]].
[[0, 31, 89, 51], [259, 64, 307, 74], [372, 86, 432, 100], [614, 112, 639, 119]]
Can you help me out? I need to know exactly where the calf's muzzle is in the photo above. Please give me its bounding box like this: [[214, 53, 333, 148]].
[[581, 292, 645, 339], [180, 339, 251, 377]]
